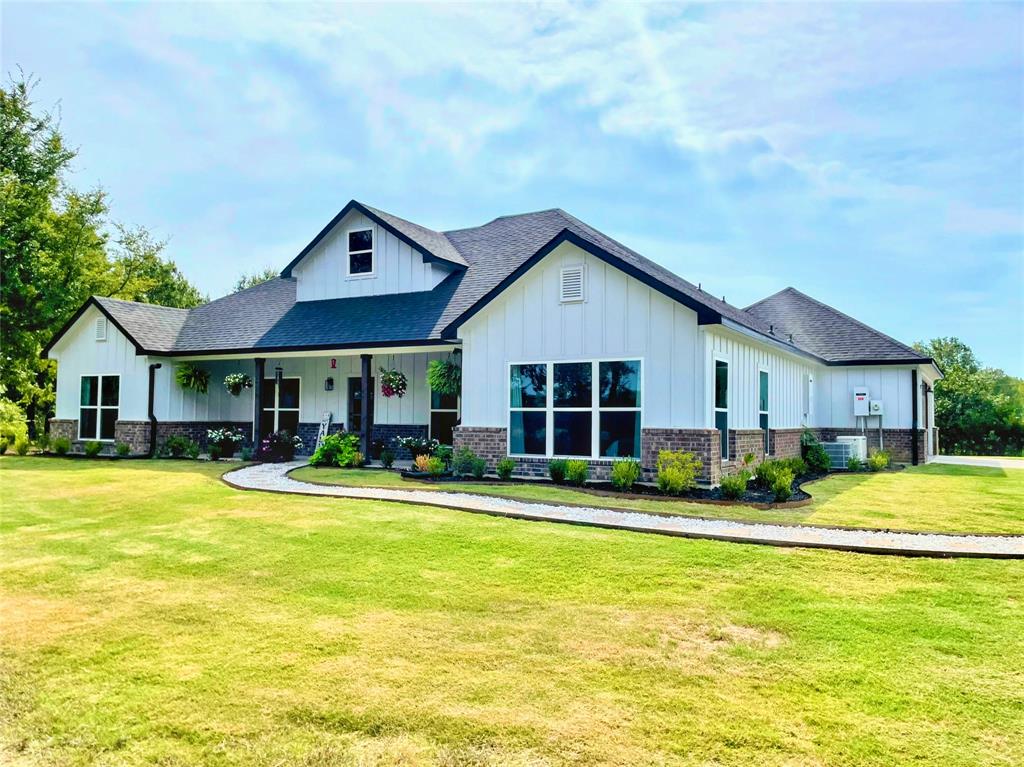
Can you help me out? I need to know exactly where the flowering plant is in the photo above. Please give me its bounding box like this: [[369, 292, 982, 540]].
[[223, 373, 253, 396], [207, 427, 245, 458], [379, 367, 408, 398], [258, 430, 304, 463], [394, 435, 439, 458]]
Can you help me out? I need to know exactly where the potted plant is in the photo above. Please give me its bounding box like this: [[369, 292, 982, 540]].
[[379, 367, 408, 398], [427, 351, 461, 397], [176, 363, 210, 394], [207, 427, 245, 458], [223, 373, 253, 396], [258, 430, 304, 462], [394, 435, 439, 459]]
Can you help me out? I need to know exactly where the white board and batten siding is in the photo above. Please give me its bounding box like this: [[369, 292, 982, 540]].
[[457, 241, 705, 429], [50, 306, 152, 422], [293, 211, 453, 302], [814, 366, 923, 429]]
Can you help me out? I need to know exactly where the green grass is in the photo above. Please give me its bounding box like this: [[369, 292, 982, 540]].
[[2, 457, 1023, 766], [290, 462, 1024, 534]]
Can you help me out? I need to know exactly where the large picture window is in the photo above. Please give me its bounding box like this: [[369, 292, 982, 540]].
[[509, 360, 641, 458], [347, 228, 374, 276], [759, 370, 769, 455], [260, 378, 301, 436], [80, 375, 119, 441], [714, 359, 729, 459]]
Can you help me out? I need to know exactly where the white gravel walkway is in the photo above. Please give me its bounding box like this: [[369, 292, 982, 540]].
[[224, 462, 1024, 559]]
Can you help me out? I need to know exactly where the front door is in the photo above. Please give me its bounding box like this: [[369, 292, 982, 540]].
[[348, 376, 374, 433]]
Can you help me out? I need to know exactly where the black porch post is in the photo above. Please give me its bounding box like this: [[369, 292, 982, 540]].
[[360, 353, 373, 457], [253, 358, 265, 452]]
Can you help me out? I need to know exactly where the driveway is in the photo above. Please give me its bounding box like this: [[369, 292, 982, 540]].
[[931, 455, 1024, 470]]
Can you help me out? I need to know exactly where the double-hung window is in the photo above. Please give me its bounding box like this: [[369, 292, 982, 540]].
[[80, 375, 119, 441], [759, 370, 769, 455], [509, 360, 641, 458], [714, 360, 729, 459], [347, 228, 374, 277]]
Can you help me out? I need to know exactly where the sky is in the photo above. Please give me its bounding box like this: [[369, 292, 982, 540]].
[[4, 2, 1023, 374]]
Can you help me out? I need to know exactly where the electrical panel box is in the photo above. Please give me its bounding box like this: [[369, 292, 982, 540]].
[[869, 400, 884, 416], [853, 387, 870, 417]]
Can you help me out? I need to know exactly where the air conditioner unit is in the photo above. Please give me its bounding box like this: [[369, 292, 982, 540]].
[[836, 435, 867, 461]]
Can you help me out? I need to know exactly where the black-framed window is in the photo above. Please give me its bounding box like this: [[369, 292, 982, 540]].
[[759, 370, 769, 455], [80, 375, 119, 440], [347, 228, 373, 276], [714, 360, 728, 459]]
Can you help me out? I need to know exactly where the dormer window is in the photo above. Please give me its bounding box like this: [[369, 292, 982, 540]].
[[347, 228, 374, 277]]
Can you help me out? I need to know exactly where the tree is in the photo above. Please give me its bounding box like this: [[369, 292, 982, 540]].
[[105, 224, 206, 307], [232, 266, 278, 293], [914, 337, 1024, 456]]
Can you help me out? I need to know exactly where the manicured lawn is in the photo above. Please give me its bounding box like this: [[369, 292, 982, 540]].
[[290, 462, 1024, 534], [2, 457, 1022, 766]]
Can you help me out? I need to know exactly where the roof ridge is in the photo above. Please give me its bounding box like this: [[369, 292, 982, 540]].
[[94, 295, 191, 313], [742, 286, 795, 313], [442, 207, 565, 235]]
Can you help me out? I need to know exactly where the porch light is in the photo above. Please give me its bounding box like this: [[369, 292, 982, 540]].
[[274, 366, 283, 385], [324, 377, 334, 392]]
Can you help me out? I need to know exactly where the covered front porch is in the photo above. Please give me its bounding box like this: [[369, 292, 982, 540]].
[[152, 344, 461, 457]]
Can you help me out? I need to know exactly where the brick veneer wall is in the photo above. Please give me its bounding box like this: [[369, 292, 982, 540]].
[[453, 426, 506, 473], [114, 421, 151, 454], [726, 429, 766, 472], [49, 419, 77, 445], [642, 428, 721, 485], [156, 421, 253, 452], [295, 422, 349, 455], [372, 423, 429, 459], [818, 427, 925, 465], [768, 428, 804, 458]]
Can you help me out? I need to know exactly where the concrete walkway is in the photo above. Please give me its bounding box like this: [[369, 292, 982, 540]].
[[224, 462, 1024, 559], [931, 455, 1024, 470]]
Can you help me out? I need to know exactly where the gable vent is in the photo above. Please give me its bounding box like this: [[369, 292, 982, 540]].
[[95, 316, 107, 342], [560, 265, 586, 303]]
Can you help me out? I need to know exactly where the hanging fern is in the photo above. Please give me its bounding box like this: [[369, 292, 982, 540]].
[[427, 354, 461, 397], [176, 363, 210, 394]]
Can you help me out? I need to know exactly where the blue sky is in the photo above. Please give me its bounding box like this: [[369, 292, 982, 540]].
[[4, 2, 1022, 374]]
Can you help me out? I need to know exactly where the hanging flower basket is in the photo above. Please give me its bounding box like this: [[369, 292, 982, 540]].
[[379, 367, 408, 398], [176, 363, 210, 394], [223, 373, 253, 397], [427, 352, 461, 398]]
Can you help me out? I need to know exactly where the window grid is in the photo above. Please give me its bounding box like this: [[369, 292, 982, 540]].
[[714, 359, 729, 460], [79, 374, 119, 441], [262, 377, 301, 433]]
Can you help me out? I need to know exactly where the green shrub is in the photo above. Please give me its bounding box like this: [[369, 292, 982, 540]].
[[14, 438, 30, 456], [434, 445, 454, 469], [115, 442, 131, 457], [548, 459, 568, 484], [84, 441, 103, 458], [240, 447, 255, 461], [781, 456, 808, 477], [380, 448, 395, 469], [754, 459, 784, 487], [656, 450, 702, 495], [34, 433, 50, 452], [867, 449, 890, 472], [846, 456, 863, 472], [163, 435, 195, 458], [352, 451, 366, 468], [425, 456, 445, 477], [609, 459, 641, 492], [208, 444, 222, 461], [772, 468, 795, 502], [470, 457, 487, 479], [742, 452, 756, 467], [175, 363, 210, 394], [0, 398, 28, 446], [496, 457, 515, 480], [52, 437, 71, 455], [565, 459, 590, 487], [720, 471, 750, 500], [310, 432, 361, 467], [804, 443, 830, 473], [451, 447, 476, 476], [186, 441, 201, 460], [0, 438, 8, 455]]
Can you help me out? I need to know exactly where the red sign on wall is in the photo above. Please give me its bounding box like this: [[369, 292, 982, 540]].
[[330, 358, 337, 369]]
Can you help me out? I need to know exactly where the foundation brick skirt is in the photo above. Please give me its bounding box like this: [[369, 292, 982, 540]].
[[817, 428, 926, 465], [372, 424, 429, 459], [155, 422, 254, 453], [642, 428, 721, 485], [727, 429, 766, 472]]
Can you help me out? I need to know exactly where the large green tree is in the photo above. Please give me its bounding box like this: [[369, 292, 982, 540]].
[[914, 337, 1024, 456], [1, 75, 204, 434], [232, 266, 278, 293]]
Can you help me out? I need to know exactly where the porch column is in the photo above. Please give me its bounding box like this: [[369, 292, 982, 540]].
[[360, 353, 373, 457], [253, 358, 265, 451]]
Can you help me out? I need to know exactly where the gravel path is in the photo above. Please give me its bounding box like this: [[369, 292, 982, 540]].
[[224, 462, 1024, 559]]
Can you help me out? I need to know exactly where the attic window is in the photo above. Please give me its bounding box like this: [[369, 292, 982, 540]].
[[347, 228, 374, 277], [95, 316, 108, 342], [560, 265, 585, 303]]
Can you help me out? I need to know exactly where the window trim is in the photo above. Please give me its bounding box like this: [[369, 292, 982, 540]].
[[79, 373, 119, 442], [428, 374, 460, 442], [758, 367, 769, 456], [507, 357, 644, 460], [713, 356, 729, 460], [261, 376, 302, 433], [345, 226, 375, 279]]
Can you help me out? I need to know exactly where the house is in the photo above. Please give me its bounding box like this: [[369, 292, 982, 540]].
[[44, 200, 941, 483]]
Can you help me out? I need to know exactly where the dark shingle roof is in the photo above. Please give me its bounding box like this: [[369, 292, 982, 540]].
[[50, 203, 929, 366], [744, 287, 929, 364]]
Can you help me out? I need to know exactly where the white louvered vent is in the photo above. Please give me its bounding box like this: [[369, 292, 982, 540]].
[[95, 316, 107, 342], [559, 265, 585, 303]]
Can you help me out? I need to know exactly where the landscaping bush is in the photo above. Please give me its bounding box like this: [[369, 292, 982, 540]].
[[754, 459, 784, 488], [240, 447, 254, 461], [867, 449, 891, 472], [781, 456, 808, 477], [115, 442, 131, 457], [52, 437, 71, 455], [772, 469, 795, 502], [720, 471, 750, 500], [0, 438, 8, 455], [846, 456, 863, 472], [352, 451, 366, 467], [14, 438, 30, 456], [800, 429, 831, 473], [610, 459, 641, 492], [470, 457, 487, 479], [380, 448, 395, 469], [310, 432, 360, 468], [425, 456, 445, 477], [186, 441, 200, 459], [565, 459, 589, 487], [496, 457, 515, 480], [163, 435, 196, 458], [207, 427, 245, 458], [434, 445, 454, 469], [742, 452, 756, 467], [414, 454, 432, 472], [34, 433, 50, 452], [0, 399, 28, 446], [208, 444, 222, 461], [451, 447, 477, 476], [656, 450, 702, 495], [548, 459, 568, 484], [84, 441, 103, 458]]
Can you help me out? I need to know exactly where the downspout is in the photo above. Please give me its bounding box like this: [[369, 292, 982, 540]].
[[910, 369, 919, 466], [147, 363, 162, 458]]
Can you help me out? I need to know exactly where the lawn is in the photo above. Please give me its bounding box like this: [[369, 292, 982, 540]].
[[1, 457, 1022, 766], [290, 462, 1024, 534]]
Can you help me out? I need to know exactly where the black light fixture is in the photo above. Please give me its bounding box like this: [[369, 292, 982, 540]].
[[274, 365, 283, 385], [324, 377, 334, 392]]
